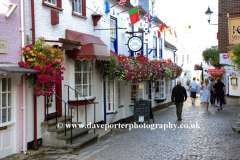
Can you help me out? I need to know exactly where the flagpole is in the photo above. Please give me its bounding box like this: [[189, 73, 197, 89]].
[[111, 2, 118, 8], [117, 5, 139, 15]]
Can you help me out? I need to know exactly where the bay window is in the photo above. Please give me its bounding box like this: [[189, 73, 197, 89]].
[[131, 83, 144, 103], [0, 78, 11, 123], [75, 60, 93, 97]]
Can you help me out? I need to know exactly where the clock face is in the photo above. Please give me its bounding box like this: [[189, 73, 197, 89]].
[[128, 36, 143, 52]]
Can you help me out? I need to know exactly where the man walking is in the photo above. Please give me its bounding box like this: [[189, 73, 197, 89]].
[[189, 77, 198, 105], [171, 80, 187, 121]]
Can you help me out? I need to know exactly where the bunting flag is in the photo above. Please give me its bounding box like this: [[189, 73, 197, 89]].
[[169, 28, 172, 35], [128, 7, 140, 24], [159, 23, 164, 32], [164, 27, 169, 33], [158, 30, 161, 37], [174, 29, 177, 38]]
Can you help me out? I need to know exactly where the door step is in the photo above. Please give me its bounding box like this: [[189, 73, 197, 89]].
[[45, 112, 62, 121]]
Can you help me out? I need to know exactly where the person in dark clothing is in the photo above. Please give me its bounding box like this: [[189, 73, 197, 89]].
[[213, 77, 225, 111], [171, 80, 187, 121]]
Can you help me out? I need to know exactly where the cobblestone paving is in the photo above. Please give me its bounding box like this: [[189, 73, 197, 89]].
[[33, 97, 240, 160]]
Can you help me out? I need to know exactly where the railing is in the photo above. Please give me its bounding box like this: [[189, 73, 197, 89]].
[[45, 92, 75, 144], [64, 85, 98, 134]]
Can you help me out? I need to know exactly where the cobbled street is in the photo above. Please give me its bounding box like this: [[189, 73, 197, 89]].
[[31, 97, 240, 160]]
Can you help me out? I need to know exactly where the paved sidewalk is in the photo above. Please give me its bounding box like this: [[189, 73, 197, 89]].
[[29, 97, 240, 160]]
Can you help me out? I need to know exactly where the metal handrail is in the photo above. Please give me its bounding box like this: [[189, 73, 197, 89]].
[[64, 85, 93, 104]]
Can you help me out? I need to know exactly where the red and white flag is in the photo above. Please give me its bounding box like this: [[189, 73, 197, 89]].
[[118, 0, 127, 6]]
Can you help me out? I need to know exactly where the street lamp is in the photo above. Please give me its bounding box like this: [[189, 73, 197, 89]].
[[205, 6, 218, 25]]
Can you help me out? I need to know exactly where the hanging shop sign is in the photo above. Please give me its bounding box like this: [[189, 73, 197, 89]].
[[219, 53, 231, 65], [127, 36, 143, 52], [228, 17, 240, 44]]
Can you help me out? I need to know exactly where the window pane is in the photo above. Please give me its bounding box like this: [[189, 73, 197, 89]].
[[155, 87, 159, 92], [0, 109, 1, 123], [89, 61, 92, 72], [75, 60, 81, 71], [89, 73, 92, 84], [83, 85, 88, 96], [139, 90, 143, 97], [79, 4, 82, 13], [8, 78, 11, 91], [8, 93, 11, 106], [83, 73, 87, 84], [8, 108, 11, 121], [89, 85, 92, 96], [2, 78, 6, 92], [52, 0, 56, 5], [2, 93, 6, 107], [0, 93, 1, 108], [75, 73, 82, 84], [132, 85, 137, 90], [74, 2, 77, 12], [2, 108, 6, 123], [108, 103, 111, 111], [75, 86, 83, 96], [82, 60, 88, 71]]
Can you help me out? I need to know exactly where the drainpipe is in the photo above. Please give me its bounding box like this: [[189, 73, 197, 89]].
[[173, 49, 178, 86], [31, 0, 37, 150], [103, 81, 106, 124], [22, 74, 26, 154], [20, 0, 27, 154]]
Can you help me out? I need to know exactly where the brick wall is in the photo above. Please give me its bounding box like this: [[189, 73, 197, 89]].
[[219, 0, 240, 53]]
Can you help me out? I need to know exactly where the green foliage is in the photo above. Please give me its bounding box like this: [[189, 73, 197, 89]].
[[202, 48, 219, 67], [228, 44, 240, 72]]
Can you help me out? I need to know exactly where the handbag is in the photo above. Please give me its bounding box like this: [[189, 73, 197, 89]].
[[223, 98, 226, 105]]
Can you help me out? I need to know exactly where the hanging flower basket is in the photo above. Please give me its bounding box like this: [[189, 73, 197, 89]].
[[18, 36, 65, 97], [96, 53, 163, 84], [194, 64, 202, 70], [228, 44, 240, 72], [202, 48, 220, 68], [161, 59, 183, 80]]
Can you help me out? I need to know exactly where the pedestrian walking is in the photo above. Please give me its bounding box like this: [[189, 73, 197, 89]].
[[209, 77, 215, 106], [189, 77, 198, 105], [171, 80, 187, 121], [213, 77, 226, 111], [199, 81, 204, 105], [200, 78, 212, 111]]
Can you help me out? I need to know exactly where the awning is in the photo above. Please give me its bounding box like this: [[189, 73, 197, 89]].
[[207, 69, 225, 74], [44, 38, 82, 50], [65, 29, 110, 61], [0, 66, 37, 73]]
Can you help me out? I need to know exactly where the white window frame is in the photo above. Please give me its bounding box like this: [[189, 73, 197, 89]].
[[0, 78, 12, 124], [155, 76, 166, 99], [73, 0, 82, 15], [153, 36, 157, 57], [106, 80, 115, 112], [110, 17, 116, 40], [75, 60, 94, 98], [44, 0, 57, 6], [131, 83, 144, 103], [182, 55, 184, 65], [117, 81, 123, 107], [159, 37, 162, 58]]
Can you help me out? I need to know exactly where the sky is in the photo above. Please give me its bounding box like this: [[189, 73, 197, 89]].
[[155, 0, 218, 66]]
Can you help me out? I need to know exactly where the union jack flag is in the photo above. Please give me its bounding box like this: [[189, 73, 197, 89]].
[[144, 12, 155, 30], [118, 0, 126, 6]]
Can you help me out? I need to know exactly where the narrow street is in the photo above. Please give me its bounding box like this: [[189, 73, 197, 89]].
[[32, 97, 240, 160]]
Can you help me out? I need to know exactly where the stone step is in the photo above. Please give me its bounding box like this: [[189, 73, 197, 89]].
[[41, 116, 72, 126], [66, 133, 99, 149], [57, 128, 89, 141], [231, 125, 240, 133], [48, 122, 82, 133]]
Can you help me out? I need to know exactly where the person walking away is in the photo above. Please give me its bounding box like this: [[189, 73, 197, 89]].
[[171, 80, 187, 121], [189, 77, 198, 105], [213, 77, 226, 111], [199, 81, 204, 105], [200, 78, 212, 111], [209, 78, 215, 106]]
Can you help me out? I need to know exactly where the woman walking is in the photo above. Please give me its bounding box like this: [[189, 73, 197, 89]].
[[209, 78, 215, 106], [213, 77, 226, 111], [200, 78, 212, 111]]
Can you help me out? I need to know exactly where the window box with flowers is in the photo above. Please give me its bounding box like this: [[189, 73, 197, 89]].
[[194, 64, 202, 71], [18, 36, 65, 97]]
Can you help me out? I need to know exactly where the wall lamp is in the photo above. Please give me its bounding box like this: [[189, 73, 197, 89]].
[[205, 6, 218, 25]]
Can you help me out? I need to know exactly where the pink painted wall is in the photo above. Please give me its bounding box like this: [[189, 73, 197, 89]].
[[17, 76, 28, 153], [0, 0, 22, 63]]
